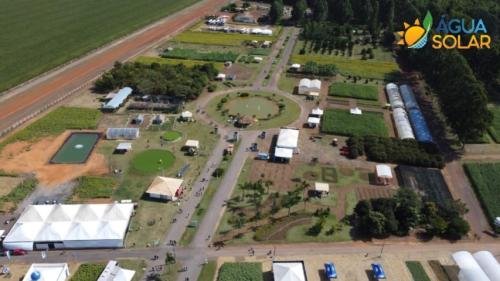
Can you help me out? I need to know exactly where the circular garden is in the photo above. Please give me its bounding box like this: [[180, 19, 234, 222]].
[[131, 149, 175, 174], [162, 130, 182, 141], [207, 91, 301, 129]]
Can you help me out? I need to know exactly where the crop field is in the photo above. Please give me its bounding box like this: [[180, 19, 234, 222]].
[[396, 166, 451, 203], [0, 107, 101, 150], [163, 48, 239, 62], [487, 105, 500, 143], [329, 82, 379, 101], [463, 162, 500, 226], [217, 262, 263, 281], [70, 263, 106, 281], [135, 56, 224, 70], [73, 176, 117, 200], [321, 109, 388, 137], [0, 0, 200, 92], [173, 31, 277, 46], [405, 261, 431, 281]]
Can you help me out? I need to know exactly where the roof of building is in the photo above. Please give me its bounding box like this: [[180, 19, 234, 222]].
[[473, 251, 500, 281], [307, 117, 321, 124], [23, 263, 69, 281], [376, 165, 393, 178], [98, 260, 135, 281], [452, 251, 491, 281], [116, 143, 132, 151], [399, 84, 419, 110], [103, 87, 132, 109], [386, 83, 404, 109], [146, 177, 183, 197], [274, 147, 294, 159], [273, 262, 306, 281], [185, 140, 199, 148], [314, 182, 329, 192], [277, 128, 299, 149], [181, 111, 193, 118], [393, 108, 415, 140], [408, 108, 433, 143], [311, 108, 323, 116]]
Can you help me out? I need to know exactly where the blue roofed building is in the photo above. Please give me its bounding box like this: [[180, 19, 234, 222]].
[[103, 87, 132, 111]]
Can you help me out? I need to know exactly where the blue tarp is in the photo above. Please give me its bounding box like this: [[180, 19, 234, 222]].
[[324, 262, 337, 279], [103, 87, 133, 109], [399, 84, 419, 110], [371, 263, 386, 279], [408, 108, 433, 143]]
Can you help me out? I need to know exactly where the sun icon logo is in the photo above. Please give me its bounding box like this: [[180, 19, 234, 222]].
[[396, 11, 433, 49]]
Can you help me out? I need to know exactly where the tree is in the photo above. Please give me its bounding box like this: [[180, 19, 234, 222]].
[[354, 200, 371, 217], [445, 217, 470, 240], [313, 0, 328, 21], [365, 211, 388, 237], [281, 191, 302, 216], [269, 0, 284, 24], [212, 167, 224, 178], [369, 0, 380, 39], [292, 0, 308, 23]]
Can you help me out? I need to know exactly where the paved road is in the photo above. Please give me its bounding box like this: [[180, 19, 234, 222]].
[[0, 0, 228, 136]]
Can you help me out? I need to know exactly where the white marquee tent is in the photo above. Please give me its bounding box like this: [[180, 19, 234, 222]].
[[273, 262, 307, 281], [386, 83, 404, 109], [3, 203, 134, 251], [275, 128, 300, 160], [106, 128, 140, 140], [23, 263, 70, 281], [473, 251, 500, 281], [393, 108, 415, 140], [452, 251, 492, 281], [298, 78, 321, 94]]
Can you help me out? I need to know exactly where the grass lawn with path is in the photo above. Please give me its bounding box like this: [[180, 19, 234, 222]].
[[131, 149, 175, 174], [226, 96, 279, 119], [321, 108, 388, 137]]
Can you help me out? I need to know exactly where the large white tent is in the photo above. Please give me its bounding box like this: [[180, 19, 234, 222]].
[[298, 78, 321, 94], [275, 128, 300, 160], [473, 251, 500, 281], [273, 262, 307, 281], [452, 251, 492, 281], [23, 263, 70, 281], [3, 203, 134, 251]]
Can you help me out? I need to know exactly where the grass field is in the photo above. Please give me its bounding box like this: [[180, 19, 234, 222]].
[[225, 96, 279, 119], [405, 261, 431, 281], [174, 31, 277, 46], [0, 107, 101, 150], [217, 262, 263, 281], [0, 0, 200, 92], [163, 131, 182, 141], [329, 82, 379, 101], [135, 56, 224, 70], [163, 48, 239, 62], [487, 105, 500, 143], [0, 178, 37, 213], [50, 132, 100, 164], [463, 162, 500, 227], [321, 109, 388, 137], [131, 149, 175, 174], [198, 261, 217, 281], [291, 41, 399, 80], [70, 263, 106, 281], [73, 176, 117, 200]]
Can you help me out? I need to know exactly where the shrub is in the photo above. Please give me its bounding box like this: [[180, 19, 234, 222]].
[[212, 168, 225, 178], [207, 84, 217, 92]]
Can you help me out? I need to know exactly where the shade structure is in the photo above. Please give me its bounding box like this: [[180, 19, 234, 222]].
[[116, 143, 132, 151], [307, 117, 320, 125], [452, 251, 491, 281], [185, 140, 200, 149], [314, 182, 330, 192], [146, 176, 183, 201], [181, 111, 193, 119], [98, 260, 135, 281], [106, 128, 140, 140], [23, 263, 69, 281], [375, 165, 392, 178], [273, 262, 307, 281], [277, 128, 299, 149], [473, 251, 500, 281], [103, 87, 132, 110], [385, 83, 404, 109], [3, 203, 134, 251], [275, 147, 294, 159], [393, 108, 415, 139], [350, 107, 362, 115], [311, 107, 323, 116], [298, 78, 321, 94]]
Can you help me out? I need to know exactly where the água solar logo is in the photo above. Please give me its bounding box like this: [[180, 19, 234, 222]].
[[396, 11, 491, 49]]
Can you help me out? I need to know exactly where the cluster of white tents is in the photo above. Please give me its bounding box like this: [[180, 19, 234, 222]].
[[452, 251, 500, 281], [3, 203, 134, 250]]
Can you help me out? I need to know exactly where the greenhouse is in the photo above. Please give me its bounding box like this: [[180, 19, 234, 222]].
[[106, 128, 140, 140], [408, 108, 433, 143], [399, 84, 420, 110], [385, 83, 404, 109], [393, 108, 415, 139]]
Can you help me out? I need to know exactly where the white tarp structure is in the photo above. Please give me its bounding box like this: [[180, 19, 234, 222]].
[[181, 111, 193, 119], [350, 107, 362, 115], [290, 63, 301, 70], [98, 260, 136, 281], [473, 251, 500, 281], [393, 108, 415, 139], [314, 182, 329, 192], [385, 83, 404, 109], [23, 263, 70, 281], [275, 147, 294, 159], [185, 140, 200, 149], [452, 251, 492, 281], [146, 176, 183, 201], [307, 117, 320, 125], [275, 128, 300, 160], [103, 87, 132, 110], [106, 128, 140, 140], [273, 262, 307, 281], [298, 78, 321, 94], [116, 143, 132, 151], [375, 165, 392, 179], [311, 108, 323, 116], [3, 203, 134, 251]]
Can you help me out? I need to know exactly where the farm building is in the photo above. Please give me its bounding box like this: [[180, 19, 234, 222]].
[[375, 164, 393, 186], [298, 78, 321, 95], [392, 108, 415, 139], [106, 128, 140, 140], [272, 261, 307, 281], [274, 128, 300, 161], [3, 203, 134, 250], [102, 87, 133, 111], [98, 260, 136, 281], [399, 84, 433, 143], [23, 263, 70, 281], [115, 142, 132, 153], [385, 83, 404, 109], [452, 251, 499, 281], [234, 13, 256, 23], [146, 176, 183, 201]]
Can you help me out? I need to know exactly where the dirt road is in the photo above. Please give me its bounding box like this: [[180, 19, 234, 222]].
[[0, 0, 227, 135]]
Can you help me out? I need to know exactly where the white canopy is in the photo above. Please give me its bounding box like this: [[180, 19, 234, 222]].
[[473, 251, 500, 281], [98, 260, 135, 281], [311, 108, 323, 116], [452, 251, 491, 281], [314, 182, 329, 192], [275, 147, 294, 159], [23, 263, 69, 281], [146, 176, 183, 201], [185, 139, 199, 149], [393, 108, 415, 140], [307, 117, 321, 124], [116, 143, 132, 151], [376, 165, 393, 178], [181, 111, 193, 118], [277, 128, 299, 149], [273, 262, 306, 281], [290, 63, 301, 69], [350, 107, 362, 115], [217, 73, 226, 79], [308, 92, 319, 97]]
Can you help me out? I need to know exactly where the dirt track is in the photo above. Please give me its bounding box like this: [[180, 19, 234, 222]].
[[0, 0, 227, 133]]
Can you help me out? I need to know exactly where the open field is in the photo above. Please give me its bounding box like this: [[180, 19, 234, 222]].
[[163, 48, 239, 62], [291, 41, 399, 80], [397, 166, 451, 204], [329, 82, 379, 101], [226, 96, 279, 119], [321, 109, 388, 137], [174, 31, 278, 46], [73, 176, 117, 200], [135, 56, 225, 70], [487, 105, 500, 143], [463, 162, 500, 227], [0, 0, 200, 92], [0, 178, 37, 213]]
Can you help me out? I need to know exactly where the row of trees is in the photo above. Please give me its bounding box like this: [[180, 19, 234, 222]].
[[291, 61, 337, 76], [93, 61, 218, 100], [352, 188, 470, 240]]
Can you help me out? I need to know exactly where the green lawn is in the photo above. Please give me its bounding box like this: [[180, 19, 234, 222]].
[[321, 109, 388, 137], [163, 131, 182, 141], [329, 82, 379, 101], [0, 107, 101, 150], [217, 262, 263, 281], [198, 261, 217, 281], [0, 0, 200, 92], [73, 176, 117, 200], [0, 178, 37, 213], [286, 216, 352, 243], [70, 263, 106, 281], [131, 149, 176, 174], [174, 31, 277, 46], [135, 56, 224, 70], [163, 48, 239, 62], [405, 261, 431, 281], [463, 162, 500, 227], [487, 105, 500, 143], [225, 96, 279, 119]]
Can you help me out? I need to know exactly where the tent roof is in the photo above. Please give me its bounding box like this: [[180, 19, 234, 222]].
[[185, 140, 199, 148], [275, 147, 294, 159], [473, 251, 500, 281], [146, 176, 183, 197], [103, 87, 132, 109], [452, 251, 491, 281], [308, 92, 319, 96], [98, 260, 135, 281], [23, 263, 69, 281], [181, 111, 193, 118], [311, 108, 323, 116], [277, 128, 299, 149], [307, 117, 320, 124], [315, 182, 329, 192], [350, 107, 362, 115], [376, 165, 393, 178], [116, 143, 132, 150], [273, 262, 306, 281]]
